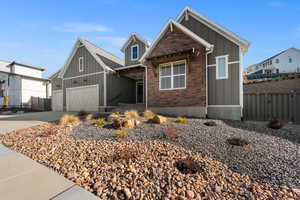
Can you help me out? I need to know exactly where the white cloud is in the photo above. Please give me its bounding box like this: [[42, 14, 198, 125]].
[[95, 36, 127, 47], [268, 1, 284, 7], [54, 23, 110, 33]]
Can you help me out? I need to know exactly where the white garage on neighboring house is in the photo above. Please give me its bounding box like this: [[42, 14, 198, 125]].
[[0, 60, 50, 107]]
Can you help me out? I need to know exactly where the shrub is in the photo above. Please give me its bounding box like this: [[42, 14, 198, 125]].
[[94, 118, 105, 127], [143, 109, 155, 119], [124, 110, 139, 119], [165, 126, 178, 139], [174, 159, 203, 174], [227, 137, 250, 147], [112, 111, 120, 116], [86, 113, 95, 121], [268, 120, 283, 129], [175, 117, 188, 124], [204, 121, 217, 126], [77, 110, 87, 116], [114, 130, 128, 139], [59, 115, 80, 126]]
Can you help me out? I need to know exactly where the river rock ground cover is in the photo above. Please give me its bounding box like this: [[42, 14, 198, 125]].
[[1, 117, 299, 200]]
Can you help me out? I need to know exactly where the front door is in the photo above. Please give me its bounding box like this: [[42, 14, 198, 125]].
[[136, 82, 144, 103]]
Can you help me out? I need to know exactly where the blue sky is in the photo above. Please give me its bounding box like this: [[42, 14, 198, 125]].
[[0, 0, 299, 78]]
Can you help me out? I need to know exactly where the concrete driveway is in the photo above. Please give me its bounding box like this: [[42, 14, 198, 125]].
[[0, 111, 74, 134]]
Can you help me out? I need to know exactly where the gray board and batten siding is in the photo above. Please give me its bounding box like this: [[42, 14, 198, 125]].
[[180, 14, 241, 106], [62, 45, 106, 109], [125, 39, 147, 66]]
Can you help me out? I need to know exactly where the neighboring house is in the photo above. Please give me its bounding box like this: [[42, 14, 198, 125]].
[[245, 48, 300, 75], [0, 60, 50, 107], [51, 7, 250, 120]]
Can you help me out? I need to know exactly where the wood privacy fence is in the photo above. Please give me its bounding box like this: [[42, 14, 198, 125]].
[[243, 93, 300, 124], [30, 97, 51, 111]]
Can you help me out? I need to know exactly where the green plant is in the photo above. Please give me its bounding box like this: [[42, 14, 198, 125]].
[[175, 117, 188, 124], [143, 109, 155, 119], [59, 115, 80, 126], [114, 130, 128, 139], [124, 110, 139, 119], [94, 118, 105, 127]]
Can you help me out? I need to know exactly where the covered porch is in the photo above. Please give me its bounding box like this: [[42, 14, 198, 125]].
[[116, 65, 146, 106]]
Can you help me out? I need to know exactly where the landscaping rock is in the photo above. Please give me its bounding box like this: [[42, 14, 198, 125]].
[[2, 121, 299, 200], [112, 117, 135, 129], [107, 113, 119, 123], [152, 115, 167, 124]]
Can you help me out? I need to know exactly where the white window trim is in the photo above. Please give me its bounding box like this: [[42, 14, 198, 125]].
[[159, 60, 187, 90], [79, 57, 84, 72], [131, 44, 139, 61], [216, 55, 229, 80]]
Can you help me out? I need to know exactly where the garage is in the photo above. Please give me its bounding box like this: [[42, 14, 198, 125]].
[[52, 90, 63, 111], [66, 85, 99, 111]]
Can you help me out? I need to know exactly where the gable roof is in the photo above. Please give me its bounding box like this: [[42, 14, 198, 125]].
[[141, 19, 214, 62], [176, 7, 250, 52], [120, 33, 150, 53], [0, 59, 44, 71], [59, 38, 124, 78], [49, 69, 61, 80]]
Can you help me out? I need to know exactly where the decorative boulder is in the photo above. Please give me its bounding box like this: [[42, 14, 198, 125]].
[[107, 113, 119, 123], [152, 115, 167, 124], [204, 121, 217, 126], [112, 117, 135, 129]]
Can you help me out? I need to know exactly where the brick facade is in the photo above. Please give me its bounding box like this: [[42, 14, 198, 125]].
[[146, 27, 207, 107]]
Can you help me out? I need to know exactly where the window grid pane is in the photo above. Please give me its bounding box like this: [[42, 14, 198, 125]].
[[160, 65, 171, 76], [173, 63, 185, 75], [161, 77, 171, 89], [173, 75, 185, 88]]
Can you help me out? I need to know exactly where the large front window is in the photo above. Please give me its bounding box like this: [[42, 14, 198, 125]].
[[159, 60, 186, 90]]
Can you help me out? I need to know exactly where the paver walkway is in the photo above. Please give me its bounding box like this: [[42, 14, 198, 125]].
[[0, 112, 99, 199]]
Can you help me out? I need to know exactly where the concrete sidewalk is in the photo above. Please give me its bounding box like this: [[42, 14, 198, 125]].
[[0, 145, 99, 200], [0, 111, 75, 134]]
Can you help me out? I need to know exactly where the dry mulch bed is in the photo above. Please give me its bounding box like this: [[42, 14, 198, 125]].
[[0, 123, 299, 200]]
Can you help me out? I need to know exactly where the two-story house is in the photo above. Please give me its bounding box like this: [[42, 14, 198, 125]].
[[0, 60, 50, 107], [51, 7, 250, 120], [246, 47, 300, 76]]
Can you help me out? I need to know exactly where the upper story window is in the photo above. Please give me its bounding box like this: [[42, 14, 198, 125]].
[[275, 58, 279, 64], [79, 57, 84, 72], [216, 55, 228, 79], [159, 60, 186, 90], [289, 58, 292, 63], [131, 44, 139, 61]]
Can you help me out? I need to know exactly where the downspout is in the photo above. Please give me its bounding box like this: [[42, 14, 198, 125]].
[[239, 47, 244, 119], [104, 69, 107, 108], [144, 65, 148, 109], [205, 48, 214, 117]]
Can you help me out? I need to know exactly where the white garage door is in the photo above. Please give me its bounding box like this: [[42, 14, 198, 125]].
[[66, 85, 99, 111], [52, 90, 63, 111]]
